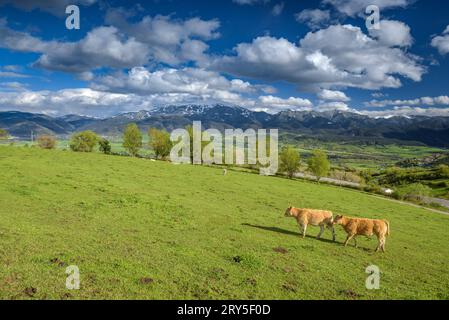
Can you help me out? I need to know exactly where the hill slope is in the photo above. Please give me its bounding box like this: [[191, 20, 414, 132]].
[[0, 147, 449, 299]]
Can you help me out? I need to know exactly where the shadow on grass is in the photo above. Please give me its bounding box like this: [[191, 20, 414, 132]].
[[242, 223, 338, 244]]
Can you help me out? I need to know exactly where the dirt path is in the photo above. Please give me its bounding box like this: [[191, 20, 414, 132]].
[[367, 194, 449, 216]]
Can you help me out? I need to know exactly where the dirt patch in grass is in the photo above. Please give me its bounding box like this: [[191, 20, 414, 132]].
[[23, 287, 37, 297], [339, 289, 362, 299], [273, 247, 288, 254], [140, 277, 154, 285], [50, 257, 66, 267]]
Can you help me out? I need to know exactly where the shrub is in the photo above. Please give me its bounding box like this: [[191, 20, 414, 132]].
[[279, 145, 300, 179], [363, 183, 383, 194], [123, 123, 142, 156], [70, 131, 98, 152], [393, 183, 432, 202], [98, 138, 112, 154], [148, 128, 172, 160], [37, 135, 57, 149]]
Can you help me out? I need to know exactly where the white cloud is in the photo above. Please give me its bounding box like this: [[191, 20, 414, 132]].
[[295, 9, 331, 30], [323, 0, 413, 17], [0, 86, 315, 116], [366, 96, 449, 107], [0, 81, 28, 91], [92, 67, 256, 97], [0, 23, 149, 74], [0, 65, 30, 78], [431, 25, 449, 55], [271, 2, 284, 16], [317, 89, 350, 101], [104, 10, 220, 65], [369, 20, 413, 47], [0, 71, 29, 78], [213, 24, 424, 91], [316, 101, 350, 111], [256, 95, 313, 112], [0, 14, 220, 74]]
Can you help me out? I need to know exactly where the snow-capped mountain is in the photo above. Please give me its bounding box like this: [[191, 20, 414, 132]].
[[1, 105, 449, 147]]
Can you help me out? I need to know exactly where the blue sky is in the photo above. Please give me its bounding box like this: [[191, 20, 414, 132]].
[[0, 0, 448, 117]]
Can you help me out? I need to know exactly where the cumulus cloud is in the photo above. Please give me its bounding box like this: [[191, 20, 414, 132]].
[[104, 10, 220, 65], [213, 24, 424, 91], [317, 89, 350, 101], [323, 0, 413, 17], [295, 9, 331, 30], [316, 101, 350, 111], [92, 67, 256, 97], [0, 86, 315, 116], [366, 95, 449, 107], [369, 20, 413, 47], [0, 22, 149, 74], [36, 26, 150, 74], [431, 25, 449, 55], [0, 13, 220, 74], [255, 95, 313, 112]]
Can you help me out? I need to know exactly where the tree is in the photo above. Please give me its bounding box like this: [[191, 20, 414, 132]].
[[37, 135, 57, 149], [0, 128, 8, 140], [98, 138, 112, 154], [70, 130, 98, 152], [308, 149, 330, 182], [123, 123, 142, 156], [279, 145, 300, 179], [148, 128, 172, 159]]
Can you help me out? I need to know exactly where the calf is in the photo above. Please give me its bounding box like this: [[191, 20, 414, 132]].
[[284, 207, 336, 241], [333, 215, 390, 252]]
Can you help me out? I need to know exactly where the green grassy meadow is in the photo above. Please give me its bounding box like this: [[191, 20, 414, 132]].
[[1, 146, 449, 300]]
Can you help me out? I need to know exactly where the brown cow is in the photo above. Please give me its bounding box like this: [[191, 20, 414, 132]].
[[284, 207, 336, 241], [333, 215, 390, 252]]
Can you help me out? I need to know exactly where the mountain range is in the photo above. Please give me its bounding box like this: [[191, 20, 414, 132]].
[[1, 105, 449, 147]]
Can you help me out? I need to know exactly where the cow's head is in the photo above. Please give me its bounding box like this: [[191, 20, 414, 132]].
[[333, 215, 344, 225], [284, 206, 294, 217]]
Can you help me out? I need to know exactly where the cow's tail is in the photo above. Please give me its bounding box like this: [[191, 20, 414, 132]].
[[384, 220, 390, 236]]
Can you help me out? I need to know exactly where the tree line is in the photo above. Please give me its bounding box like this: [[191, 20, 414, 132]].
[[1, 125, 331, 180], [279, 145, 331, 182]]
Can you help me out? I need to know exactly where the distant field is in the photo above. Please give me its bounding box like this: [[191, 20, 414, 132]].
[[6, 137, 446, 170], [1, 146, 449, 300]]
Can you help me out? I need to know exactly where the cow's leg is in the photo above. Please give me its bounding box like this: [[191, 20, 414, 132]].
[[331, 226, 336, 242], [353, 236, 358, 248], [380, 237, 386, 252], [317, 225, 325, 239], [344, 234, 354, 247], [298, 224, 304, 237], [302, 224, 308, 239], [375, 237, 381, 252]]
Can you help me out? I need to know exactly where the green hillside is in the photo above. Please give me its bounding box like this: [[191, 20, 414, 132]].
[[1, 146, 448, 300]]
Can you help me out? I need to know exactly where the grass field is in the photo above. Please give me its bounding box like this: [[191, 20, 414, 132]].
[[1, 146, 449, 300]]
